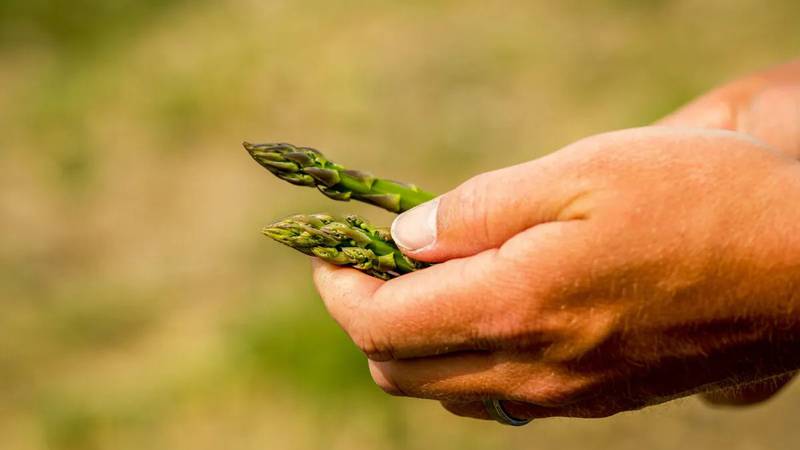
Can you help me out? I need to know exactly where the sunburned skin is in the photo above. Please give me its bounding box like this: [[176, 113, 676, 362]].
[[656, 59, 800, 406], [314, 126, 800, 420]]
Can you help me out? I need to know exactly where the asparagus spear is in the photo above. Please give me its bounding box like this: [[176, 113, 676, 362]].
[[263, 214, 428, 280], [244, 142, 435, 213]]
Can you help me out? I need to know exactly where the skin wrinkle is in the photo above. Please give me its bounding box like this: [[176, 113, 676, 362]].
[[512, 371, 581, 407], [743, 87, 800, 155], [375, 352, 502, 401], [477, 176, 495, 248], [437, 157, 595, 261], [367, 249, 518, 359], [457, 172, 494, 249]]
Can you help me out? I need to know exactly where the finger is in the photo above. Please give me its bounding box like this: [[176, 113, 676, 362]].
[[655, 59, 800, 129], [440, 400, 491, 420], [508, 395, 652, 419], [442, 397, 640, 421], [390, 151, 591, 262], [310, 258, 384, 332], [368, 350, 594, 407], [655, 59, 800, 156], [654, 89, 740, 129], [738, 85, 800, 156], [657, 85, 800, 158], [441, 400, 530, 421], [701, 372, 797, 406], [317, 221, 591, 360], [317, 246, 512, 360]]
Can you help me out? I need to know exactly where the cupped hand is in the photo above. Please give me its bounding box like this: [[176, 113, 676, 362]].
[[657, 59, 800, 406], [312, 126, 800, 420]]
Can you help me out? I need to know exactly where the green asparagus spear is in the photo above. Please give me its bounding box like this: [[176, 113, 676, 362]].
[[263, 213, 428, 280], [244, 142, 435, 213]]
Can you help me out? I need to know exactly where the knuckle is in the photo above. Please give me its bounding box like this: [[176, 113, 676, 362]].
[[350, 322, 394, 361], [368, 362, 405, 396], [478, 305, 533, 350], [347, 300, 398, 361], [451, 173, 493, 243], [543, 310, 620, 362], [352, 329, 380, 358], [470, 254, 542, 346]]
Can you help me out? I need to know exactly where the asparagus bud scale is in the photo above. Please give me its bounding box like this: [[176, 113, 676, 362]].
[[247, 142, 434, 279], [264, 214, 428, 280]]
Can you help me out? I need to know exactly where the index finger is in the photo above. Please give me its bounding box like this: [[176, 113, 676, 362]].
[[312, 221, 589, 361]]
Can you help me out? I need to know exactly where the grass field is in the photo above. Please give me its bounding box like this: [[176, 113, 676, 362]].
[[1, 1, 800, 449]]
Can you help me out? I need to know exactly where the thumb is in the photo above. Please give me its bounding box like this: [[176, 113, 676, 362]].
[[390, 154, 583, 262]]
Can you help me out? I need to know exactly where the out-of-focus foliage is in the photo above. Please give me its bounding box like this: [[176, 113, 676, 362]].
[[0, 0, 187, 52], [1, 1, 799, 449]]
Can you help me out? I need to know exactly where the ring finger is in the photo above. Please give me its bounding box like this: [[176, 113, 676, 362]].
[[368, 350, 595, 407]]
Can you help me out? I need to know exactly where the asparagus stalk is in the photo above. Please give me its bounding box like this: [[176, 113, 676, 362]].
[[263, 214, 428, 280], [244, 142, 435, 213]]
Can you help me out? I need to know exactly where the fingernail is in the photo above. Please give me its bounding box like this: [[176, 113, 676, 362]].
[[391, 198, 439, 252]]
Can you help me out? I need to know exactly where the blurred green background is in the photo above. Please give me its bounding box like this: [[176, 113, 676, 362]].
[[1, 0, 799, 449]]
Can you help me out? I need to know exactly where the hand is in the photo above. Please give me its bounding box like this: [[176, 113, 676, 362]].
[[657, 59, 800, 405], [313, 126, 800, 420], [659, 59, 800, 158]]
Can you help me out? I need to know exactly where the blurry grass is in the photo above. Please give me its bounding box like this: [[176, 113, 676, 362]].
[[0, 0, 189, 54], [39, 400, 99, 450], [1, 0, 800, 449], [43, 287, 155, 350], [0, 281, 157, 400], [16, 63, 99, 191], [225, 293, 373, 399]]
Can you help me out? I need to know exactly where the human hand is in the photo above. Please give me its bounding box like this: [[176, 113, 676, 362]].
[[658, 59, 800, 405], [659, 59, 800, 158], [313, 126, 800, 420]]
